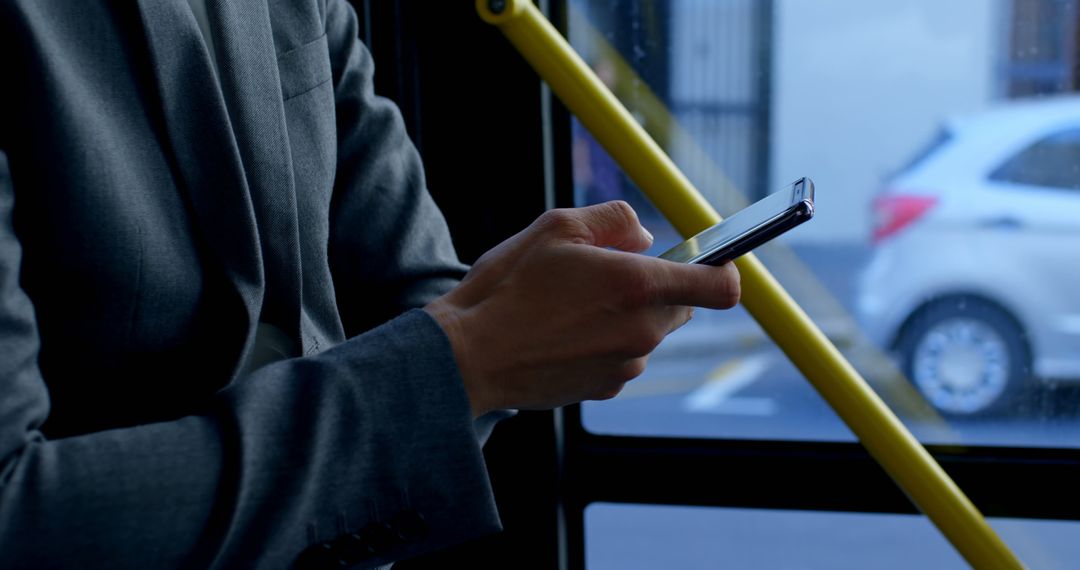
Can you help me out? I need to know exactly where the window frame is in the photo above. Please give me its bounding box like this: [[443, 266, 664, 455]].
[[558, 403, 1080, 569], [547, 2, 1080, 569]]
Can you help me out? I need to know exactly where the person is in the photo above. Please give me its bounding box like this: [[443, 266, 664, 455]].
[[0, 1, 740, 568]]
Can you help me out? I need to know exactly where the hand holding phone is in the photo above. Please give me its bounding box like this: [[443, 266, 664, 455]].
[[659, 177, 815, 266], [425, 200, 741, 416]]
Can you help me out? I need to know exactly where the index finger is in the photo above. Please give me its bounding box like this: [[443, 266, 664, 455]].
[[636, 255, 742, 310]]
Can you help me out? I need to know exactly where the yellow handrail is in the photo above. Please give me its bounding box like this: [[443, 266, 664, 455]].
[[476, 1, 1024, 568]]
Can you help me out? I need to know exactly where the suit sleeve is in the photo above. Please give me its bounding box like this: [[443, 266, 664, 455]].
[[323, 0, 466, 337], [0, 15, 505, 570], [321, 0, 515, 446]]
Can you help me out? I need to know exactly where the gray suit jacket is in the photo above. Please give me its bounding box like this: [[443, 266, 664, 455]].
[[0, 0, 504, 568]]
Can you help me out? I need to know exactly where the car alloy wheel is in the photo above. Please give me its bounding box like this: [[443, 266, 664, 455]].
[[898, 298, 1029, 416]]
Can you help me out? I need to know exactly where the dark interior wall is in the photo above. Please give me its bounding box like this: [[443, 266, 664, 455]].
[[349, 2, 562, 568], [354, 0, 548, 265]]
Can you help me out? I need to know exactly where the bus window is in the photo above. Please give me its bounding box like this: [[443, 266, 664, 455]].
[[570, 0, 1080, 447], [565, 1, 1080, 568]]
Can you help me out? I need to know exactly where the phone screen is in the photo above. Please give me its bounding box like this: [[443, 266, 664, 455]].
[[659, 178, 813, 265]]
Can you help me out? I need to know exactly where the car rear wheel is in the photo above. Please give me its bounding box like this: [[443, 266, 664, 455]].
[[897, 298, 1030, 416]]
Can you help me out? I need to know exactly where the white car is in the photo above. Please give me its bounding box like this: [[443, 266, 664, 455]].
[[857, 96, 1080, 416]]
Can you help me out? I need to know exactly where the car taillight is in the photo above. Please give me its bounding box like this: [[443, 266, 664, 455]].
[[872, 194, 938, 243]]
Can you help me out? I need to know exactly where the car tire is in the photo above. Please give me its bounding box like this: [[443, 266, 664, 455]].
[[896, 297, 1030, 417]]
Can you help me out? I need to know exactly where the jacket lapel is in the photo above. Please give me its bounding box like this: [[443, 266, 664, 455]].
[[207, 0, 303, 339], [134, 0, 264, 371]]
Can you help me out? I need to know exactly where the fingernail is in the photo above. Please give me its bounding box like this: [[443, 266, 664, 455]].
[[641, 227, 654, 243]]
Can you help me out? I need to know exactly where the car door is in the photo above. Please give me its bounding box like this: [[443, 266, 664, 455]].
[[984, 126, 1080, 377]]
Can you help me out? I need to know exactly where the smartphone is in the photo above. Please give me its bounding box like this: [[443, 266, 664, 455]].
[[659, 177, 815, 265]]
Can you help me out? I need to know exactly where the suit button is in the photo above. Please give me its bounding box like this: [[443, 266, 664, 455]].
[[294, 542, 339, 570], [361, 521, 401, 554], [332, 533, 375, 565], [390, 510, 428, 542]]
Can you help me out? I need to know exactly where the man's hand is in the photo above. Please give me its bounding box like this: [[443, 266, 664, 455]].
[[424, 201, 741, 417]]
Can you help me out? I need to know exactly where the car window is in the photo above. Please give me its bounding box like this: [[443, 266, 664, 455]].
[[991, 128, 1080, 190]]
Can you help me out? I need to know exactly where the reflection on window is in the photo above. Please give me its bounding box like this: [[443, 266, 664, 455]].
[[571, 0, 1080, 448], [992, 128, 1080, 189]]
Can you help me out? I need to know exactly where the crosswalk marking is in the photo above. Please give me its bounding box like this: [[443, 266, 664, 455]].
[[683, 353, 775, 415]]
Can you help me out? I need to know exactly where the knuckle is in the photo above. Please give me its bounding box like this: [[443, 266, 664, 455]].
[[625, 327, 663, 357], [646, 328, 666, 351], [540, 208, 574, 223], [534, 208, 581, 235], [588, 356, 651, 402], [468, 248, 498, 273], [604, 200, 638, 227], [617, 358, 648, 382], [668, 306, 695, 333]]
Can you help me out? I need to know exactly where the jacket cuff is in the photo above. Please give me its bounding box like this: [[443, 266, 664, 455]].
[[295, 309, 503, 568]]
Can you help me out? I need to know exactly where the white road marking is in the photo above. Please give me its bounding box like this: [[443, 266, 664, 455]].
[[708, 397, 778, 416], [683, 353, 775, 416]]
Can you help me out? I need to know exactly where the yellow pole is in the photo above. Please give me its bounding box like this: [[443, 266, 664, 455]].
[[476, 1, 1024, 568]]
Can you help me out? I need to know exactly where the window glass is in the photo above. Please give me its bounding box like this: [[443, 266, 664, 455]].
[[991, 129, 1080, 190], [569, 0, 1080, 448], [586, 503, 1080, 569]]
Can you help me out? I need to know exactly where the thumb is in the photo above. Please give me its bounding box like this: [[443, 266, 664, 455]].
[[569, 201, 654, 252]]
